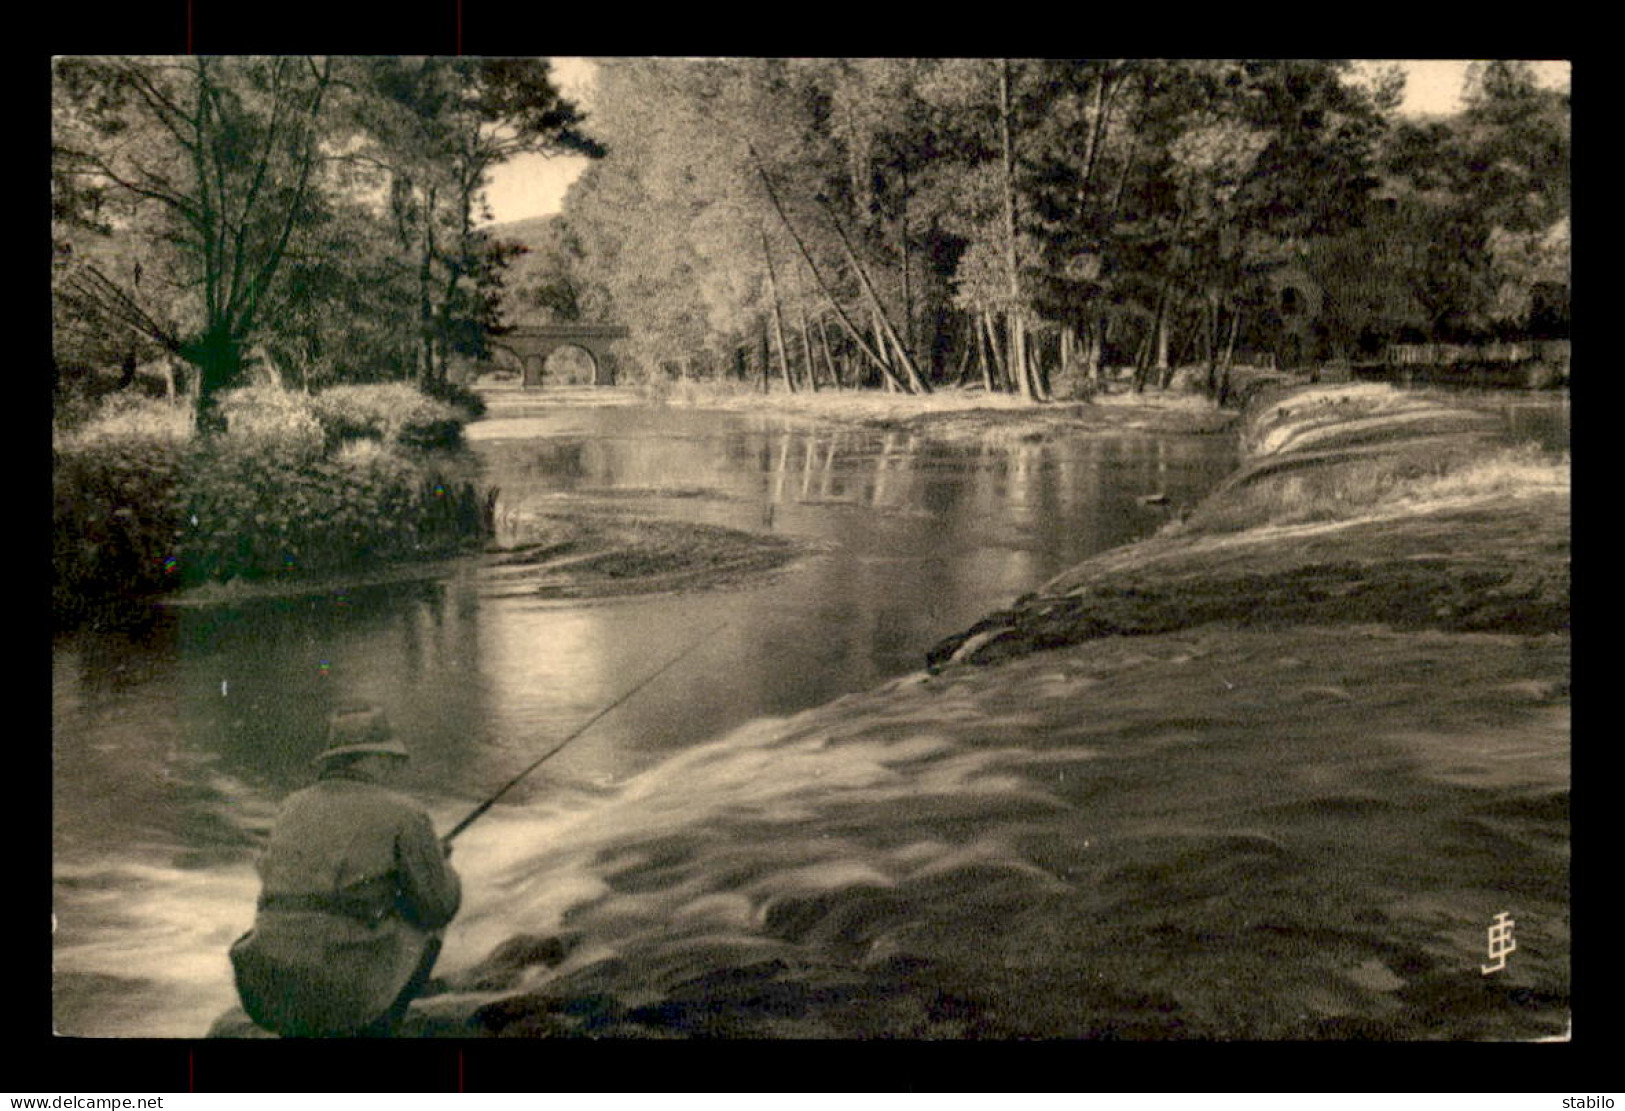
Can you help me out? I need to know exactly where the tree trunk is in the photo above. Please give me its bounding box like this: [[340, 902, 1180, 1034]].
[[884, 321, 918, 391], [824, 199, 929, 393], [873, 312, 895, 393], [1175, 308, 1202, 371], [1081, 66, 1123, 197], [982, 310, 1008, 391], [1154, 295, 1173, 390], [899, 159, 915, 368], [1139, 282, 1172, 392], [998, 60, 1035, 403], [1222, 306, 1241, 368], [797, 305, 820, 392], [191, 321, 243, 435], [952, 320, 973, 387], [1216, 306, 1241, 408], [758, 316, 771, 394], [1132, 314, 1154, 394], [747, 140, 902, 390], [1204, 297, 1221, 398], [816, 313, 841, 389], [1087, 316, 1106, 383], [975, 311, 994, 391], [759, 226, 795, 393], [1032, 330, 1053, 400], [418, 197, 436, 384], [1061, 328, 1073, 377], [790, 260, 820, 391]]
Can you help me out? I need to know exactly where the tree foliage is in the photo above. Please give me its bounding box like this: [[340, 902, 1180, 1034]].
[[52, 55, 598, 426], [1378, 60, 1570, 339], [542, 57, 1537, 400]]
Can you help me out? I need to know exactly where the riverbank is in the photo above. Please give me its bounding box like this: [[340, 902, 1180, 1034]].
[[928, 382, 1569, 668], [52, 385, 493, 631], [478, 377, 1248, 439]]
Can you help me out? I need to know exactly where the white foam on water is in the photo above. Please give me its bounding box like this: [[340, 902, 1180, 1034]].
[[53, 860, 259, 1037], [430, 706, 1077, 988]]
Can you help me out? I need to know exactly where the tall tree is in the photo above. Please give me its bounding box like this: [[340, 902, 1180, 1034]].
[[54, 55, 340, 428], [355, 57, 601, 386], [1381, 60, 1569, 339], [53, 55, 599, 421]]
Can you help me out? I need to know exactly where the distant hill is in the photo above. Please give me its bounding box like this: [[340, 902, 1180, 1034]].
[[485, 214, 568, 325], [484, 215, 557, 251]]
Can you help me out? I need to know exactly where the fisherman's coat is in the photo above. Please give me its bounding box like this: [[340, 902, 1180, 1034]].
[[230, 772, 461, 1037]]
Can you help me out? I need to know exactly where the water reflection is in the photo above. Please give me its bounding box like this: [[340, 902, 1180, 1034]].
[[1397, 388, 1570, 452], [52, 403, 1239, 1036]]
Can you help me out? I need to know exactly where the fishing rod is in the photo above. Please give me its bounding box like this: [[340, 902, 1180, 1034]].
[[441, 622, 728, 847]]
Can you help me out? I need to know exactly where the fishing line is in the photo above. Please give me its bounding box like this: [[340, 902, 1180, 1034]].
[[441, 621, 729, 846]]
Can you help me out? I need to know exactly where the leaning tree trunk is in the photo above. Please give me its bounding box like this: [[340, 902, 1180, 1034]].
[[952, 321, 974, 386], [1031, 329, 1053, 401], [797, 303, 820, 392], [759, 227, 796, 393], [824, 200, 930, 394], [790, 261, 820, 391], [816, 312, 842, 389], [873, 313, 894, 393], [747, 140, 904, 392]]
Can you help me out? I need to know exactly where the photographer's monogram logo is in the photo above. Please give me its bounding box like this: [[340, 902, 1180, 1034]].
[[1481, 911, 1515, 975]]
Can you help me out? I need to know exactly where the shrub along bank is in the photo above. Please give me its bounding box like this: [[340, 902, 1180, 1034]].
[[53, 385, 493, 630]]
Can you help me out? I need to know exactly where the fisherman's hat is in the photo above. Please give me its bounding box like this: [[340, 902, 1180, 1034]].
[[313, 705, 409, 764]]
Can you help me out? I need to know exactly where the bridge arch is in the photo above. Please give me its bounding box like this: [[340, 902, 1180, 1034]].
[[494, 323, 631, 388]]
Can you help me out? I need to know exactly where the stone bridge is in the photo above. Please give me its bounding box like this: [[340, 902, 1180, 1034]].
[[490, 323, 632, 387]]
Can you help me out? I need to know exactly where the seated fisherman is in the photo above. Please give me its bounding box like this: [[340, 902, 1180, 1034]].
[[230, 705, 461, 1037]]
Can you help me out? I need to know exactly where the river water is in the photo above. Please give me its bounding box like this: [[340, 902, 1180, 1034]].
[[52, 399, 1243, 1038], [52, 394, 1571, 1040], [1437, 389, 1570, 454]]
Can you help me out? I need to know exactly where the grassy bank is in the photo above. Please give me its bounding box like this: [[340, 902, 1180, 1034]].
[[53, 384, 494, 630], [928, 383, 1569, 669], [480, 374, 1271, 440]]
